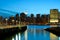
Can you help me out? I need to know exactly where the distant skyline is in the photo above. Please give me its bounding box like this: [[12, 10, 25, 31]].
[[0, 0, 60, 17]]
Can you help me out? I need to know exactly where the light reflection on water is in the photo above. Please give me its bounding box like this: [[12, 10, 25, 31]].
[[50, 33, 58, 40], [5, 25, 60, 40], [28, 29, 50, 40]]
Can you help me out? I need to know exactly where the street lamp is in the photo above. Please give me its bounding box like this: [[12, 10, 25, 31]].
[[19, 14, 20, 26], [16, 20, 18, 25], [5, 18, 8, 25], [12, 19, 14, 25], [24, 11, 28, 25]]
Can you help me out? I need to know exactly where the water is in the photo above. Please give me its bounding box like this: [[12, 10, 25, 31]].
[[3, 25, 60, 40]]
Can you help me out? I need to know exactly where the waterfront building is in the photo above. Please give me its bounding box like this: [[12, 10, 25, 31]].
[[30, 14, 35, 24], [26, 16, 30, 25], [3, 18, 8, 25], [36, 14, 41, 24], [15, 14, 19, 21], [20, 12, 27, 25], [8, 16, 15, 25], [31, 14, 34, 18], [41, 14, 49, 24], [46, 14, 50, 23], [0, 16, 3, 25], [50, 9, 59, 24], [15, 14, 19, 25], [58, 12, 60, 23]]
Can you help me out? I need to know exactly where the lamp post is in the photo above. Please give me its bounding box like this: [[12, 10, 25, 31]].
[[19, 14, 20, 26], [5, 18, 8, 25], [16, 20, 18, 25], [12, 19, 14, 25], [24, 11, 28, 25]]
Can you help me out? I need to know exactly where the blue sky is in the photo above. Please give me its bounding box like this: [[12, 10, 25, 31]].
[[0, 0, 60, 17]]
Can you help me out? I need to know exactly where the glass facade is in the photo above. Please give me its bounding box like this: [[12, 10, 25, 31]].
[[50, 9, 58, 23]]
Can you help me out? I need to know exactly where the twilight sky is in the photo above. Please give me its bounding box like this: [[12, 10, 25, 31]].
[[0, 0, 60, 17]]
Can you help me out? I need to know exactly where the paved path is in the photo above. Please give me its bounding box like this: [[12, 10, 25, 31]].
[[0, 25, 26, 29]]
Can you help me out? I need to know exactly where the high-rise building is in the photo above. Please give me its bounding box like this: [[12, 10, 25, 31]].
[[0, 16, 3, 25], [31, 14, 34, 18], [30, 14, 35, 24], [8, 16, 15, 25], [26, 16, 30, 24], [36, 14, 41, 24], [50, 9, 59, 23], [20, 12, 27, 25], [20, 12, 27, 22], [15, 14, 19, 24], [41, 14, 49, 24], [36, 14, 40, 18], [58, 12, 60, 23], [15, 14, 19, 20]]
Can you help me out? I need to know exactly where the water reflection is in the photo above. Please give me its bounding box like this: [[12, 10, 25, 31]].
[[50, 24, 60, 27], [28, 29, 50, 40], [5, 25, 60, 40], [24, 30, 27, 40], [50, 25, 58, 27], [50, 33, 58, 40], [59, 37, 60, 40], [5, 30, 27, 40], [27, 25, 60, 40]]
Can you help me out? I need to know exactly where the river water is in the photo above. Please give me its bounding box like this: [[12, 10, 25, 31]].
[[4, 25, 60, 40]]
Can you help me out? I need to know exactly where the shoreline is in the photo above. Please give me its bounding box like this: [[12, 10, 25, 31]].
[[45, 27, 60, 36], [0, 26, 27, 39]]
